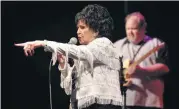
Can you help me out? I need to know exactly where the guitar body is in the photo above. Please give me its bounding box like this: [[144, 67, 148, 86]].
[[69, 103, 72, 109], [122, 59, 133, 86], [123, 59, 132, 80]]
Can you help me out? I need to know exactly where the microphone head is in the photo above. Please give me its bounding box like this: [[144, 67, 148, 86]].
[[68, 37, 77, 45]]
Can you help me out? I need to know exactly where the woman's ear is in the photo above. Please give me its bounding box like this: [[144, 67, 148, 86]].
[[93, 31, 99, 38]]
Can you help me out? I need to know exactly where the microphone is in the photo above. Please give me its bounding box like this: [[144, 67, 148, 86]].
[[68, 37, 77, 45]]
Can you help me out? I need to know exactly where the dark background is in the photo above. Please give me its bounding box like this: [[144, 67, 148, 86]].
[[2, 1, 179, 109]]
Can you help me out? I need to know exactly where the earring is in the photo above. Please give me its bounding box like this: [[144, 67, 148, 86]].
[[93, 32, 98, 38]]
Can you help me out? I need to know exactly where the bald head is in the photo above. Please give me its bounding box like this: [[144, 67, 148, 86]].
[[125, 12, 147, 30]]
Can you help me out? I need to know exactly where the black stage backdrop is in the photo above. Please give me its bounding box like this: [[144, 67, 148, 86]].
[[2, 1, 178, 109]]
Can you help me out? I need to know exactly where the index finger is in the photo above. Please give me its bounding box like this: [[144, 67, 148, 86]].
[[14, 43, 26, 47]]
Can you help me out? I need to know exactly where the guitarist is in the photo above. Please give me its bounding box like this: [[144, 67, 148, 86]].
[[114, 12, 170, 109]]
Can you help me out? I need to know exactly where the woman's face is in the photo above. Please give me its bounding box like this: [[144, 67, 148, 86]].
[[76, 20, 98, 45]]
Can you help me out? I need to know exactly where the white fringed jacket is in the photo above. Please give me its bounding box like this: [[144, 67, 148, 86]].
[[44, 37, 122, 109]]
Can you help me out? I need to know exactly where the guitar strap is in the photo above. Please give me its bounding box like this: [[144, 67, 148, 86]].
[[128, 41, 145, 62]]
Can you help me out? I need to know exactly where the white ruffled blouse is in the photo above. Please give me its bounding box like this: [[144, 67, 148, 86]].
[[44, 37, 122, 109]]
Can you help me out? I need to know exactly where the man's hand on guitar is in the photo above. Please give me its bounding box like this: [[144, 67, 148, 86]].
[[123, 65, 137, 87], [127, 65, 144, 76], [123, 64, 144, 87]]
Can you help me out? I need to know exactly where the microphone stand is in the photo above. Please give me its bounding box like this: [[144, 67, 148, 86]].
[[119, 56, 127, 109], [69, 58, 78, 109]]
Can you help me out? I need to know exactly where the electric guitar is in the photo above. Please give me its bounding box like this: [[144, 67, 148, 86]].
[[122, 43, 165, 86]]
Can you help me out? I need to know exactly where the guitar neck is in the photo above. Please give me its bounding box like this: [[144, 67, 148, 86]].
[[132, 45, 162, 66]]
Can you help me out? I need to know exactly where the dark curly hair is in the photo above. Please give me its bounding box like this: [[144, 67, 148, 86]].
[[75, 4, 114, 38]]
